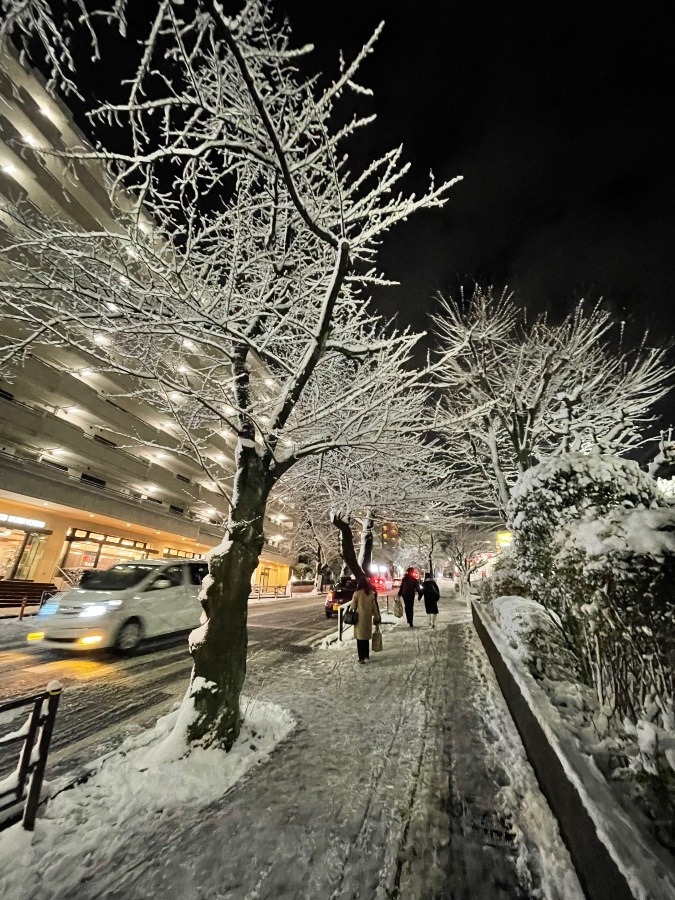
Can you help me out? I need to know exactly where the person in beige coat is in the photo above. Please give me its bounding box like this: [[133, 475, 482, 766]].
[[349, 575, 381, 663]]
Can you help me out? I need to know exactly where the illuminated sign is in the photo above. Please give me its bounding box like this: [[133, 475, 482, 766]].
[[0, 513, 46, 529], [496, 530, 513, 549]]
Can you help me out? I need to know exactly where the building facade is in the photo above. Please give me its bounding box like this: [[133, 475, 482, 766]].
[[0, 42, 292, 593]]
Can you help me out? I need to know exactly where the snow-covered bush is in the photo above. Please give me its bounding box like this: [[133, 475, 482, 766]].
[[556, 507, 675, 728], [509, 452, 659, 609], [490, 594, 675, 851], [508, 451, 673, 733], [491, 545, 528, 599], [489, 596, 582, 685]]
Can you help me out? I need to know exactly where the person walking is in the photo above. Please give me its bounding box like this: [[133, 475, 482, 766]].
[[421, 572, 440, 628], [398, 567, 421, 627], [349, 575, 381, 663]]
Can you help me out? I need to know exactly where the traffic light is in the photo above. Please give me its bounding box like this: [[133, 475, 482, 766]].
[[381, 521, 399, 549]]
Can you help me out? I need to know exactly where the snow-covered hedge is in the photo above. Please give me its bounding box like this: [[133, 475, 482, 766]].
[[509, 452, 659, 609], [556, 507, 675, 728], [507, 452, 674, 732], [490, 545, 528, 599], [485, 595, 675, 859]]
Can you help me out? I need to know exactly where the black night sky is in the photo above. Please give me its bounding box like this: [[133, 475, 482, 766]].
[[275, 1, 674, 346]]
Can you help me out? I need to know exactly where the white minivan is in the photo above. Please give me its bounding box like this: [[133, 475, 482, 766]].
[[27, 559, 208, 652]]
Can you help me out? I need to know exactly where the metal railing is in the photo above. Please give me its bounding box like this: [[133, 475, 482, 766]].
[[0, 682, 63, 831], [249, 584, 288, 600]]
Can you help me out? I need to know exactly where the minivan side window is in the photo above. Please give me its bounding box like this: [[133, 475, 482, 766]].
[[189, 563, 209, 586], [148, 565, 184, 589]]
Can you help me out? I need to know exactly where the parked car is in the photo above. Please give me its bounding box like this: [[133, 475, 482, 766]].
[[324, 576, 358, 618], [324, 576, 380, 619], [26, 559, 209, 652]]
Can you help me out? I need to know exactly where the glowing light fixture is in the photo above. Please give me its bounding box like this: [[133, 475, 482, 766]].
[[27, 632, 45, 642], [78, 635, 103, 646]]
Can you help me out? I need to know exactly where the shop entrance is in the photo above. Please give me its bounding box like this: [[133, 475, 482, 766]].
[[0, 528, 49, 581]]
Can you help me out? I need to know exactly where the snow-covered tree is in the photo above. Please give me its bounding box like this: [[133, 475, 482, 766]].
[[0, 3, 458, 749], [434, 288, 673, 517], [437, 520, 497, 594], [281, 432, 457, 583]]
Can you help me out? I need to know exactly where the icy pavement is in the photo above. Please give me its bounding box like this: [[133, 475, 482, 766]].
[[0, 595, 582, 899]]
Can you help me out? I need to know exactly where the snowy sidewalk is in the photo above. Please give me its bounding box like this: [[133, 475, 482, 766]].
[[0, 596, 581, 900]]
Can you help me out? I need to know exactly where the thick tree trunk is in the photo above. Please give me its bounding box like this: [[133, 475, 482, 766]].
[[357, 509, 374, 572], [313, 541, 323, 592], [188, 444, 269, 749], [332, 513, 365, 580]]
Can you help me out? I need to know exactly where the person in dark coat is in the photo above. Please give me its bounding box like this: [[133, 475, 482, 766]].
[[421, 572, 440, 628], [398, 567, 421, 627]]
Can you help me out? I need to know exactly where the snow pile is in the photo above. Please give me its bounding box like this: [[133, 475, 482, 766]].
[[0, 692, 295, 898]]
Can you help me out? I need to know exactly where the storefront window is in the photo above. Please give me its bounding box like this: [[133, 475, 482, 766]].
[[163, 547, 199, 559], [59, 529, 152, 581]]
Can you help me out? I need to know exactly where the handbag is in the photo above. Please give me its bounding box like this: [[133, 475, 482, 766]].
[[372, 626, 383, 652], [393, 597, 403, 618], [343, 606, 358, 626]]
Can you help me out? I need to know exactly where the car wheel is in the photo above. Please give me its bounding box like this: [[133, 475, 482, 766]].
[[116, 619, 142, 653]]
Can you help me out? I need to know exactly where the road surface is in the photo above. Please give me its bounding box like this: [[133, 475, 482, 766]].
[[0, 594, 339, 779]]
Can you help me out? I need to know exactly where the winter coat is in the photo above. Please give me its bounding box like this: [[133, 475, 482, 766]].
[[398, 574, 421, 603], [421, 579, 440, 614], [350, 588, 381, 641]]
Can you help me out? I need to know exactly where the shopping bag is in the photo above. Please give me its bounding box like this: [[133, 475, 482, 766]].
[[393, 597, 403, 618], [372, 627, 383, 652]]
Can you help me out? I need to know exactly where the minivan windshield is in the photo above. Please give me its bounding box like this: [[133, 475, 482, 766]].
[[79, 564, 155, 592]]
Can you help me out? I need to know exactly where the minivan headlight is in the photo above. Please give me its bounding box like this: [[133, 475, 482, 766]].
[[78, 605, 108, 618]]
